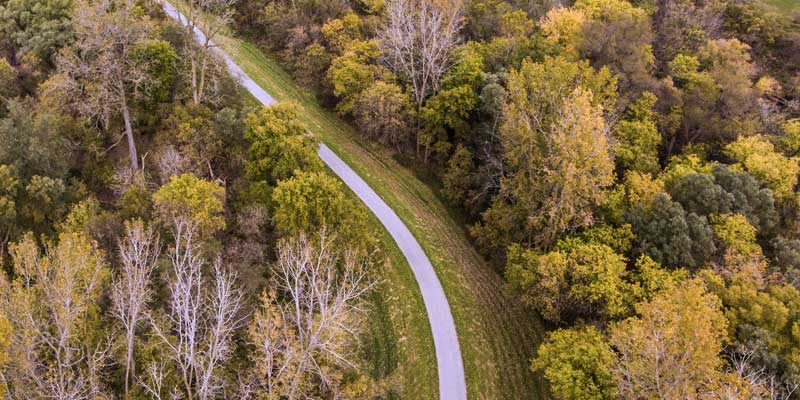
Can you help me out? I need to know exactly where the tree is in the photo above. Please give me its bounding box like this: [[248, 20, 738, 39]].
[[702, 271, 800, 392], [379, 0, 465, 115], [130, 39, 179, 105], [0, 312, 10, 398], [613, 92, 660, 174], [244, 233, 373, 399], [725, 135, 800, 199], [271, 171, 369, 247], [174, 0, 237, 105], [710, 213, 762, 258], [482, 10, 538, 68], [539, 6, 587, 60], [148, 217, 245, 400], [244, 102, 322, 185], [0, 98, 68, 179], [626, 192, 715, 268], [327, 40, 382, 116], [153, 173, 226, 236], [56, 0, 155, 170], [111, 219, 161, 397], [1, 231, 111, 399], [473, 57, 616, 252], [0, 58, 17, 103], [506, 241, 631, 324], [665, 39, 762, 152], [353, 81, 411, 149], [532, 326, 617, 400], [610, 279, 728, 399], [0, 0, 73, 62], [711, 165, 776, 235], [668, 172, 734, 216], [652, 0, 727, 66], [416, 43, 485, 161], [542, 0, 656, 99]]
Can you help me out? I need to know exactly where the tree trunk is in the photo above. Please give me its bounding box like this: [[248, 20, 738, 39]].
[[191, 57, 199, 105], [125, 329, 134, 398], [198, 55, 207, 105], [121, 94, 139, 170]]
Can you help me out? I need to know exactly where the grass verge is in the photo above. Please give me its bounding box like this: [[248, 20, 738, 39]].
[[220, 36, 547, 399]]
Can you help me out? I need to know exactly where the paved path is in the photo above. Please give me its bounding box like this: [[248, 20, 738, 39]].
[[160, 2, 467, 399]]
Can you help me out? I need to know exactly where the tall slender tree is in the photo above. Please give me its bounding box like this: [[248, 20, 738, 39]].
[[112, 220, 161, 398], [56, 0, 155, 170]]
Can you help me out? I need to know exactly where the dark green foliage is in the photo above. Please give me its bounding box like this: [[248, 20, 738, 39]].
[[669, 173, 734, 216], [626, 193, 715, 268], [666, 165, 779, 241], [131, 39, 178, 105], [712, 164, 777, 236], [0, 0, 73, 62], [0, 98, 68, 179]]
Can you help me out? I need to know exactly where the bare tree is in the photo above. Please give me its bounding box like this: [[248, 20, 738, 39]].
[[151, 217, 246, 400], [112, 220, 161, 398], [246, 233, 373, 399], [0, 232, 111, 400], [57, 0, 155, 170], [378, 0, 464, 120], [171, 0, 237, 105], [719, 348, 800, 400]]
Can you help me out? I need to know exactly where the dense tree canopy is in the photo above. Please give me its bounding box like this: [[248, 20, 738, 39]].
[[3, 0, 800, 397]]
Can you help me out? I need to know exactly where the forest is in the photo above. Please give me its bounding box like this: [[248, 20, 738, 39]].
[[1, 0, 800, 398]]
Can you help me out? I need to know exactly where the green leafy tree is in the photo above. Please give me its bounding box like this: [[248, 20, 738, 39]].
[[532, 325, 617, 400], [0, 164, 18, 251], [321, 12, 363, 55], [0, 98, 68, 179], [626, 192, 715, 268], [327, 40, 381, 116], [473, 57, 617, 253], [153, 173, 226, 235], [610, 279, 729, 399], [483, 10, 539, 68], [244, 102, 322, 184], [703, 271, 800, 387], [712, 165, 777, 235], [130, 39, 179, 105], [780, 119, 800, 157], [442, 145, 479, 213], [613, 92, 660, 174], [725, 135, 800, 198], [506, 241, 632, 323], [710, 213, 762, 258], [0, 0, 73, 62], [271, 171, 370, 248]]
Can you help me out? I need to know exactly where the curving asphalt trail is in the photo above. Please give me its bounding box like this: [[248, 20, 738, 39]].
[[160, 2, 467, 399]]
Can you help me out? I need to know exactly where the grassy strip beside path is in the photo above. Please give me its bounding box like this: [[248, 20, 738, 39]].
[[219, 36, 546, 399]]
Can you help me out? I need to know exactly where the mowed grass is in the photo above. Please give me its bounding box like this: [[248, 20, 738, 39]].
[[218, 36, 547, 399]]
